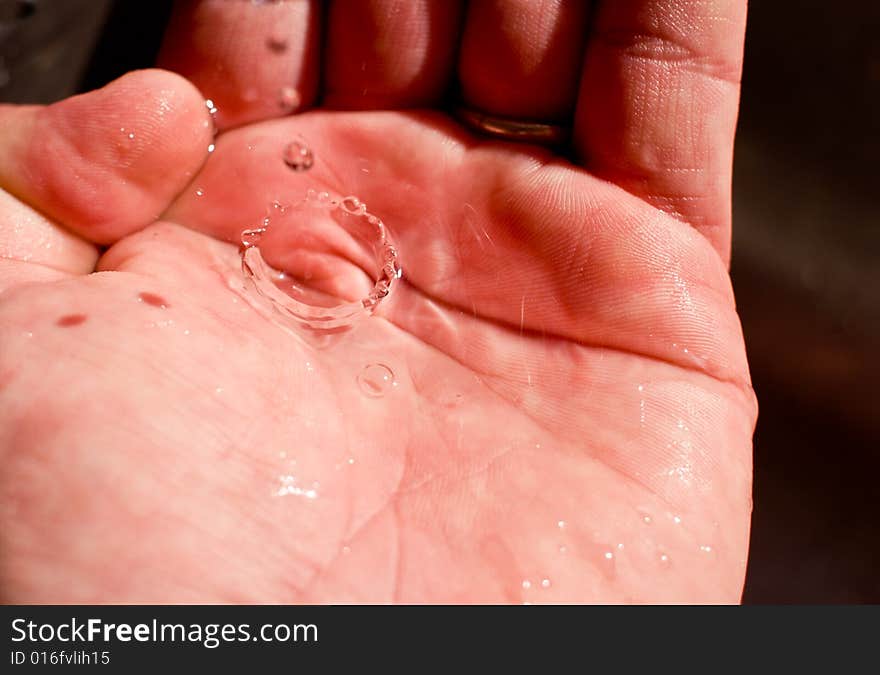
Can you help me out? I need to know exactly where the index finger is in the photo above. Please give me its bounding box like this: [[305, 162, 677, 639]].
[[158, 0, 321, 131]]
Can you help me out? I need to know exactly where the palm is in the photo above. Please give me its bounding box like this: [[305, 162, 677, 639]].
[[0, 104, 754, 602], [1, 0, 755, 603]]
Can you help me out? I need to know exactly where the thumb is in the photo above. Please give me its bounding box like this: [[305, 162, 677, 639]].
[[0, 69, 213, 247]]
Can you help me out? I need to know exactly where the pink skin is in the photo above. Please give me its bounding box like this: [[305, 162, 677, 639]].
[[0, 0, 754, 602]]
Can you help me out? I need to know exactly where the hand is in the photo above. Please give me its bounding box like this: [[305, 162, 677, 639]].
[[0, 0, 754, 602]]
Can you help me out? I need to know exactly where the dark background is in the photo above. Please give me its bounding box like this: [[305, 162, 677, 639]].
[[1, 0, 877, 602]]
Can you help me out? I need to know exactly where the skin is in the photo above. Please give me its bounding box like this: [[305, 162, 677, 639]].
[[0, 0, 755, 603]]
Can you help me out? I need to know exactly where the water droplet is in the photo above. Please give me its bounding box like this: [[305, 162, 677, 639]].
[[658, 552, 671, 568], [347, 457, 355, 465], [282, 139, 313, 171], [521, 580, 531, 590], [541, 578, 551, 589], [240, 193, 401, 332], [700, 545, 713, 553], [357, 363, 396, 398], [341, 195, 366, 215], [673, 515, 682, 524], [195, 188, 204, 197], [639, 510, 653, 525], [604, 551, 614, 560], [207, 143, 215, 153], [637, 384, 644, 392], [278, 86, 300, 111], [275, 474, 318, 499], [205, 98, 218, 116], [557, 520, 566, 529], [128, 132, 135, 140]]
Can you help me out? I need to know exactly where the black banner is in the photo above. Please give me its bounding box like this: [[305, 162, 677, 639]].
[[2, 605, 876, 669]]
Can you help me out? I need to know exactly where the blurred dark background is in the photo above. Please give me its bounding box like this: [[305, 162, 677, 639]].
[[1, 0, 877, 602]]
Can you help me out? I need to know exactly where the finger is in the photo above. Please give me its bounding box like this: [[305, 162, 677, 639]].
[[457, 0, 591, 121], [323, 0, 463, 109], [158, 0, 321, 130], [0, 69, 213, 246], [573, 0, 748, 262]]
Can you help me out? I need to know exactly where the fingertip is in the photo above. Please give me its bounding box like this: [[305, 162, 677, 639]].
[[158, 0, 321, 130]]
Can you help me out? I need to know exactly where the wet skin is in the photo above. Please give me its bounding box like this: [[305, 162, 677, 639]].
[[0, 0, 755, 602]]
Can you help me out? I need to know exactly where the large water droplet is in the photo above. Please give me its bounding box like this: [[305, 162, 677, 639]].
[[357, 363, 396, 398], [283, 139, 313, 171], [239, 191, 402, 332]]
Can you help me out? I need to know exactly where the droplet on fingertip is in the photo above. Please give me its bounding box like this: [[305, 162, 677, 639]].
[[283, 140, 313, 171], [278, 86, 301, 111]]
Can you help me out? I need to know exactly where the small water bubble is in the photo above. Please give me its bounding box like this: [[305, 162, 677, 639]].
[[558, 545, 567, 554], [541, 579, 551, 589], [673, 515, 682, 525], [341, 196, 366, 215], [658, 552, 671, 568], [375, 279, 391, 298], [342, 545, 351, 555], [357, 363, 396, 398], [521, 580, 531, 590], [639, 510, 653, 525], [637, 384, 644, 392], [278, 86, 300, 111], [128, 132, 135, 140], [283, 139, 313, 171], [604, 551, 614, 560], [205, 98, 218, 116], [207, 143, 215, 153], [557, 520, 566, 529], [700, 545, 713, 553], [195, 188, 204, 197], [347, 457, 355, 465]]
